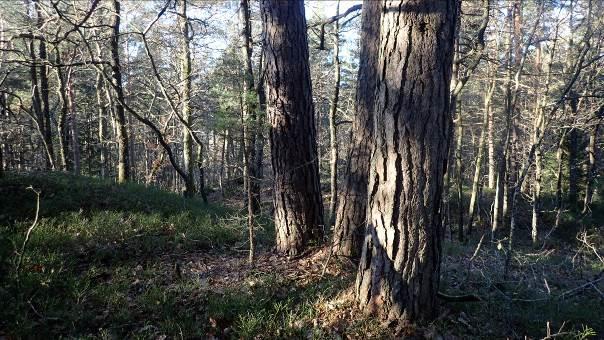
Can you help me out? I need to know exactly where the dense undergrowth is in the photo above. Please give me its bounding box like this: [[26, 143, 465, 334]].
[[0, 172, 602, 339]]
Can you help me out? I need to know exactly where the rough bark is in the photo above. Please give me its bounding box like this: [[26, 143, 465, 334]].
[[355, 0, 456, 322], [261, 0, 325, 256], [332, 0, 379, 258]]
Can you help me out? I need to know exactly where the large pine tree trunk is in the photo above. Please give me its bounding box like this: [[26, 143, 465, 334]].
[[110, 0, 130, 183], [332, 0, 380, 258], [261, 0, 324, 256], [355, 0, 456, 322]]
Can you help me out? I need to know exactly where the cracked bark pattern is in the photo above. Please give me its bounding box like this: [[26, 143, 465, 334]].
[[355, 0, 456, 322], [332, 0, 380, 258], [261, 0, 324, 256]]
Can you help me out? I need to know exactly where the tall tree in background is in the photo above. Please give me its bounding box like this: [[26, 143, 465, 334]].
[[261, 0, 324, 256], [110, 0, 130, 183], [327, 1, 341, 230], [239, 0, 259, 262], [355, 0, 456, 321], [178, 0, 195, 196], [332, 0, 379, 258], [34, 0, 54, 170]]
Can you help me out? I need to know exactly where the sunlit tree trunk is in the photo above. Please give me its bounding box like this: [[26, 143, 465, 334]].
[[110, 0, 130, 183], [96, 71, 107, 178], [178, 0, 195, 196], [55, 47, 71, 172], [467, 79, 495, 235], [327, 1, 341, 230], [356, 0, 456, 322], [239, 0, 260, 215], [487, 103, 496, 189], [531, 109, 544, 245], [492, 3, 515, 239], [261, 0, 325, 256], [455, 101, 464, 242], [67, 71, 80, 175]]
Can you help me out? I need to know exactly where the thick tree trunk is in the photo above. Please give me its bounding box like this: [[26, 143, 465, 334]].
[[110, 0, 130, 183], [328, 2, 341, 230], [332, 0, 379, 258], [261, 0, 325, 256], [355, 0, 456, 322]]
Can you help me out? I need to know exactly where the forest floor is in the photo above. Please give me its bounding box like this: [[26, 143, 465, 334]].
[[0, 172, 602, 339]]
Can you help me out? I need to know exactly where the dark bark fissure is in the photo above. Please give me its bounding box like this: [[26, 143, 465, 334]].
[[261, 0, 324, 256], [355, 0, 457, 322]]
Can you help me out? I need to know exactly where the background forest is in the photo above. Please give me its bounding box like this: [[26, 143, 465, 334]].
[[0, 0, 603, 338]]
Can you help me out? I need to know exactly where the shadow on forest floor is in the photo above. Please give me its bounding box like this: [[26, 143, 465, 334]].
[[0, 172, 602, 339]]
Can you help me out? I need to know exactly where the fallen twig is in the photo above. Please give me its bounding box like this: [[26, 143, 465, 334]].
[[15, 186, 42, 278]]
